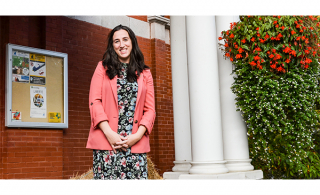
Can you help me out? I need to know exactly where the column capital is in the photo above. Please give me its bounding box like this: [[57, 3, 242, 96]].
[[148, 15, 170, 26]]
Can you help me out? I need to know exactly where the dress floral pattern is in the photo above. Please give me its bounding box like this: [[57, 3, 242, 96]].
[[93, 63, 148, 180]]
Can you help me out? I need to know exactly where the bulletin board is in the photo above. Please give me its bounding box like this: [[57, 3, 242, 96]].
[[5, 44, 68, 128]]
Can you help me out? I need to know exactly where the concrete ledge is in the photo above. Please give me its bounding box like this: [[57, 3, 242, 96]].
[[179, 170, 263, 180], [163, 172, 189, 180]]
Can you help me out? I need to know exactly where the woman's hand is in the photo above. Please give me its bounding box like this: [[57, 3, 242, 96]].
[[99, 121, 128, 153], [105, 130, 128, 153], [122, 133, 141, 148], [120, 125, 147, 148]]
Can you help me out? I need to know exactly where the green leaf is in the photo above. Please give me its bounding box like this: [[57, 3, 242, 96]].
[[242, 45, 249, 50]]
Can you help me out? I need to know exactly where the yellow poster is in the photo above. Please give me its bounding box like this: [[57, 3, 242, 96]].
[[30, 53, 45, 62], [49, 112, 61, 123]]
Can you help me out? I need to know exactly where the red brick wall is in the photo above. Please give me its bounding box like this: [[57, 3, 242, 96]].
[[0, 16, 174, 179], [149, 39, 175, 175]]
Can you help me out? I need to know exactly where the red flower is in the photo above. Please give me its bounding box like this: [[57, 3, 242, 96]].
[[296, 24, 300, 28], [305, 64, 309, 69], [218, 37, 223, 41], [230, 58, 233, 62], [251, 37, 255, 42], [305, 58, 312, 64], [249, 61, 256, 66], [277, 66, 284, 72], [302, 36, 305, 40], [261, 59, 265, 63], [225, 53, 230, 57], [235, 45, 238, 49], [281, 26, 285, 30], [259, 38, 265, 43], [259, 17, 262, 20], [226, 30, 230, 35], [270, 64, 276, 69], [272, 49, 276, 53], [257, 65, 263, 70], [289, 50, 297, 57], [313, 51, 317, 56], [238, 48, 244, 53], [275, 54, 281, 60], [278, 16, 281, 19], [305, 39, 309, 44], [264, 34, 270, 39], [285, 59, 290, 63], [257, 33, 260, 37], [254, 56, 261, 61], [269, 54, 275, 58], [230, 33, 234, 38], [291, 30, 296, 35], [274, 21, 277, 25], [256, 27, 259, 31], [256, 47, 262, 52], [296, 37, 301, 41], [276, 24, 279, 28], [241, 39, 246, 44], [235, 54, 242, 59], [224, 43, 229, 47], [283, 47, 291, 53], [305, 50, 310, 54]]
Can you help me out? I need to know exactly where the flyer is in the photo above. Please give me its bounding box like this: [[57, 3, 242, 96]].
[[11, 111, 22, 122], [49, 112, 61, 123], [30, 86, 46, 118], [12, 50, 30, 83], [29, 53, 46, 85]]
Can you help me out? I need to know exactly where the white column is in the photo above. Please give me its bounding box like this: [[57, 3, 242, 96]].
[[182, 16, 228, 175], [163, 16, 192, 180], [216, 16, 254, 172]]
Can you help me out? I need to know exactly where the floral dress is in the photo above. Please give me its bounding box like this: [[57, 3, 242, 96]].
[[93, 63, 148, 180]]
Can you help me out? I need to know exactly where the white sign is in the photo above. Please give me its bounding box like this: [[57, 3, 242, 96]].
[[30, 86, 46, 118]]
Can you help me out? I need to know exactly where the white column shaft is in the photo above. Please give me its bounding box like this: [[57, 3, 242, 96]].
[[186, 16, 228, 174], [170, 16, 192, 172], [216, 16, 254, 172]]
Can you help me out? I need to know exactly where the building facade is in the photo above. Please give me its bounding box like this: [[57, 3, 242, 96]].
[[0, 15, 174, 179], [0, 15, 263, 179]]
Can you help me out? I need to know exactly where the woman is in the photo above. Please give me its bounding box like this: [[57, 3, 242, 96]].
[[86, 25, 156, 180]]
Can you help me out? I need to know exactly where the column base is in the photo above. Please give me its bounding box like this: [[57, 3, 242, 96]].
[[225, 159, 254, 172], [172, 160, 191, 172], [179, 170, 263, 179], [163, 171, 189, 180], [189, 161, 229, 174]]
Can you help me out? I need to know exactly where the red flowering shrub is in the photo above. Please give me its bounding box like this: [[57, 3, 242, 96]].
[[219, 16, 320, 179]]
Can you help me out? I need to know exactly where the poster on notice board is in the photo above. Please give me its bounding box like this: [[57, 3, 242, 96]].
[[12, 50, 30, 83], [30, 86, 47, 118], [30, 53, 46, 85]]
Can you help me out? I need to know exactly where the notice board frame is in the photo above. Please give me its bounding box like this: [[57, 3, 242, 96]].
[[5, 43, 68, 128]]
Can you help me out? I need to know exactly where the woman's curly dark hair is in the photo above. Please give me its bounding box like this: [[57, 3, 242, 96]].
[[102, 25, 149, 82]]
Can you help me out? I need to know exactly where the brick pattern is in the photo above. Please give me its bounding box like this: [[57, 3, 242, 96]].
[[0, 16, 174, 179], [149, 39, 175, 176]]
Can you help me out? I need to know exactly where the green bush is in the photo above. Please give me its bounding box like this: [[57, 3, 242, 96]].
[[218, 16, 320, 179]]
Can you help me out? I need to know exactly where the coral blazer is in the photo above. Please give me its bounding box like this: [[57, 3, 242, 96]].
[[86, 61, 156, 153]]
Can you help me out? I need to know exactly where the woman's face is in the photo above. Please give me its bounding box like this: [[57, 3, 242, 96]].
[[113, 29, 132, 63]]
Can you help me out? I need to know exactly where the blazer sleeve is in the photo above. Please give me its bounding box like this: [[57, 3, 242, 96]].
[[139, 69, 156, 135], [89, 61, 109, 129]]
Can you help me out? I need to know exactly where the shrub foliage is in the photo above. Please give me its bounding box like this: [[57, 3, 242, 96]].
[[218, 16, 320, 179]]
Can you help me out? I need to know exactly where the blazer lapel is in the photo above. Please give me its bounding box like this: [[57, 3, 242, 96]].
[[136, 72, 143, 104], [110, 75, 118, 105]]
